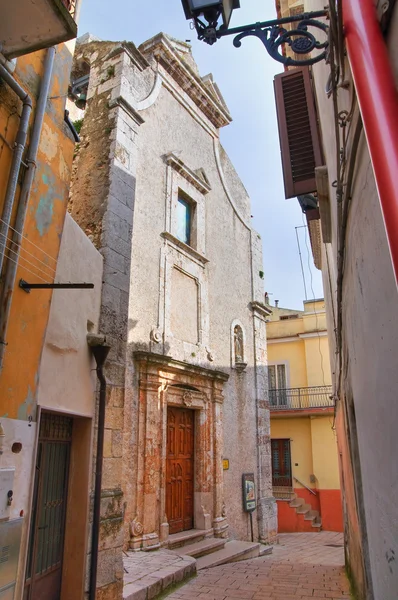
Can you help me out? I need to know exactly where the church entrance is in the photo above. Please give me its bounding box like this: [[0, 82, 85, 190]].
[[166, 407, 194, 534]]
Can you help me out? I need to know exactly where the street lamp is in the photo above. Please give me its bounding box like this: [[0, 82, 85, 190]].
[[181, 0, 240, 44], [181, 0, 329, 66]]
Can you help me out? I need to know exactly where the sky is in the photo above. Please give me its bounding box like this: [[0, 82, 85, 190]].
[[78, 0, 324, 310]]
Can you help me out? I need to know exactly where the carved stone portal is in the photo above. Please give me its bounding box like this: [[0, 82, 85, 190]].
[[129, 352, 229, 550]]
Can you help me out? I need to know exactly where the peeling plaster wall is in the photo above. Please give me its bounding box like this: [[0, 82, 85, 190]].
[[0, 41, 77, 422]]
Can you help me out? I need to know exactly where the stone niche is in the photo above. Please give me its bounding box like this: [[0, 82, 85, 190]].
[[129, 352, 229, 550]]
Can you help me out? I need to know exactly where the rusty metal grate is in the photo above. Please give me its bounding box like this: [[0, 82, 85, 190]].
[[39, 412, 73, 441]]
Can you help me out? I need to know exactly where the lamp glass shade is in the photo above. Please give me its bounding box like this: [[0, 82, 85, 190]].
[[189, 0, 222, 11]]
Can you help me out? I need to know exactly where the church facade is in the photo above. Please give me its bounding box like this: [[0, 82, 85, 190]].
[[68, 32, 276, 594]]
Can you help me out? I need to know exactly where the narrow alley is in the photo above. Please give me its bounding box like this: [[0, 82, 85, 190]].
[[166, 533, 351, 600]]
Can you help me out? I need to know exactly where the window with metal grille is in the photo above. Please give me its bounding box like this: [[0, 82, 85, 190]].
[[274, 66, 323, 199]]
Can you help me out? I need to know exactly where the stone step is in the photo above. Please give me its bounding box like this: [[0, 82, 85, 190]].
[[304, 509, 320, 521], [167, 528, 213, 550], [259, 544, 274, 557], [173, 537, 226, 559], [312, 516, 322, 529], [296, 503, 312, 514], [290, 498, 305, 508], [196, 540, 261, 570]]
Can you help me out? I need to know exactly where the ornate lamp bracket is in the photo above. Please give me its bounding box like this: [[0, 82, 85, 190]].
[[196, 10, 329, 67]]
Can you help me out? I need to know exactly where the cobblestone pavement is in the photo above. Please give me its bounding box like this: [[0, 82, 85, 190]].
[[166, 532, 351, 599]]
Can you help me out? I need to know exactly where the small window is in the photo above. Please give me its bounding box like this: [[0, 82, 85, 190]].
[[177, 196, 192, 245], [280, 314, 298, 320]]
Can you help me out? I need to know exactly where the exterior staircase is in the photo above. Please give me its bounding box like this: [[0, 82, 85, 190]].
[[168, 529, 272, 570], [289, 496, 322, 531]]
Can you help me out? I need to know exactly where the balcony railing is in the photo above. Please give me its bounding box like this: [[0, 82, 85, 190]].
[[62, 0, 77, 18], [269, 386, 333, 411]]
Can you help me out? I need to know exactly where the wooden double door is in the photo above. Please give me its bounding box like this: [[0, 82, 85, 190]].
[[166, 407, 194, 534]]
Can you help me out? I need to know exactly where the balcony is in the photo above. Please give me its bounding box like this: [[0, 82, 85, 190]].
[[269, 386, 333, 412], [0, 0, 77, 59]]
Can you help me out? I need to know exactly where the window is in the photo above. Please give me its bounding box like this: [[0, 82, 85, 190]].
[[177, 196, 193, 245], [268, 364, 287, 406], [280, 314, 298, 320]]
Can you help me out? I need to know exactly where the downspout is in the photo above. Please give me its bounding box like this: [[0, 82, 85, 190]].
[[342, 0, 398, 285], [87, 334, 111, 600], [0, 47, 55, 370], [0, 65, 32, 275]]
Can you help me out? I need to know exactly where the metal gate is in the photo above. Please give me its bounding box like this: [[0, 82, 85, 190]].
[[24, 412, 73, 600]]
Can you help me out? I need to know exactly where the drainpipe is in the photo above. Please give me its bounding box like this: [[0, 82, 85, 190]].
[[0, 66, 32, 275], [0, 47, 55, 371], [342, 0, 398, 285], [87, 334, 111, 600]]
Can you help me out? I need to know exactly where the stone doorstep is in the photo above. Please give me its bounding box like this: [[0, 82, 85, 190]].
[[171, 537, 226, 558], [167, 528, 214, 550], [123, 555, 196, 600], [195, 540, 262, 570]]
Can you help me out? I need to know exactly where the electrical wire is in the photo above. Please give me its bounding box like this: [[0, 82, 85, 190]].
[[0, 231, 57, 277], [2, 252, 49, 284], [0, 236, 55, 283], [301, 216, 327, 389], [0, 217, 58, 264], [0, 233, 57, 281]]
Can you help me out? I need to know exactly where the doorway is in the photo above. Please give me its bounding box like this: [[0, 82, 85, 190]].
[[271, 438, 292, 488], [24, 412, 72, 600], [166, 407, 194, 534]]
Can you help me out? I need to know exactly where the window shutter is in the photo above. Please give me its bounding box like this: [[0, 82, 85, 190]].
[[274, 67, 323, 199]]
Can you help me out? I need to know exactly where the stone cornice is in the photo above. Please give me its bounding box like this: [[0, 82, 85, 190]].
[[165, 152, 211, 194], [133, 351, 229, 382], [106, 42, 150, 72], [250, 301, 273, 318], [108, 96, 145, 126], [139, 34, 232, 130]]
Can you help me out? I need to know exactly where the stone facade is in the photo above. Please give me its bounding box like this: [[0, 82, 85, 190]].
[[68, 32, 276, 596]]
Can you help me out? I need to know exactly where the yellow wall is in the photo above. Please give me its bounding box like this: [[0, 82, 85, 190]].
[[268, 340, 308, 388], [271, 415, 340, 490], [267, 298, 332, 389], [310, 416, 340, 489], [0, 41, 75, 421], [303, 337, 332, 387], [271, 417, 313, 489]]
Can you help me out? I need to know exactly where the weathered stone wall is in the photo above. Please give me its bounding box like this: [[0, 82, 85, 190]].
[[69, 39, 147, 599]]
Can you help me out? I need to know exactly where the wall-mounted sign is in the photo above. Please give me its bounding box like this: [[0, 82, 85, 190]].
[[223, 459, 229, 470], [242, 473, 256, 512]]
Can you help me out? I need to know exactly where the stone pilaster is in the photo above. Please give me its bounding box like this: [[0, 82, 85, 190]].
[[251, 302, 278, 543]]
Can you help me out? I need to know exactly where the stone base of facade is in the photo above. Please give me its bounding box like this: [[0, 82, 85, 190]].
[[213, 517, 229, 539], [257, 496, 278, 544], [129, 532, 160, 551]]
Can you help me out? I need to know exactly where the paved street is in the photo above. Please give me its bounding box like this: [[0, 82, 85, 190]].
[[166, 532, 351, 599]]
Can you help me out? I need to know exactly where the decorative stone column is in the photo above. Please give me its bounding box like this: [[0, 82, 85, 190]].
[[212, 384, 228, 538]]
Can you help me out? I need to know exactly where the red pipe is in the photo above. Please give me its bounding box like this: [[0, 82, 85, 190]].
[[343, 0, 398, 284]]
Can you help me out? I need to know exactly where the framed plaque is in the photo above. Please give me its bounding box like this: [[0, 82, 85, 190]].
[[242, 473, 256, 512]]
